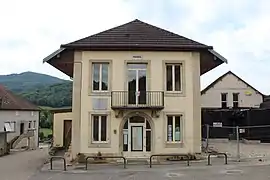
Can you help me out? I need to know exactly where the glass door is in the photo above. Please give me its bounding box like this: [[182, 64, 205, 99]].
[[127, 64, 147, 105], [131, 126, 143, 151]]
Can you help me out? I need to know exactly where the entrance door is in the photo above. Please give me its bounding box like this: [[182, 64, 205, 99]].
[[127, 64, 147, 105], [63, 120, 72, 149], [131, 126, 143, 151], [123, 116, 152, 157], [20, 123, 24, 135]]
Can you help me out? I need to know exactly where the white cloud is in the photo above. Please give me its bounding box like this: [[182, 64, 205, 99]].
[[0, 0, 136, 78], [0, 0, 270, 94]]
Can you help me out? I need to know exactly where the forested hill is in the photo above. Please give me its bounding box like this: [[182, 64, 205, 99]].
[[0, 71, 72, 108]]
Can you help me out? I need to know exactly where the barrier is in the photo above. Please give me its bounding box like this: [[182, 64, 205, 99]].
[[207, 153, 228, 165], [85, 156, 127, 170], [149, 154, 190, 168], [50, 156, 66, 171]]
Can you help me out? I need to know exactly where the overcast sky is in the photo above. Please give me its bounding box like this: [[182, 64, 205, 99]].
[[1, 0, 270, 94]]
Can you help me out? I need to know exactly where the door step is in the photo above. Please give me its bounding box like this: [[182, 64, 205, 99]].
[[117, 157, 156, 165], [127, 158, 149, 165]]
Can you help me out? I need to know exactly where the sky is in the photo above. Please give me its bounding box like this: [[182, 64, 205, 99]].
[[0, 0, 270, 94]]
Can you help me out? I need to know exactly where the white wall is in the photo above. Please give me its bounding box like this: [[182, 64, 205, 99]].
[[201, 73, 263, 108], [0, 110, 39, 147]]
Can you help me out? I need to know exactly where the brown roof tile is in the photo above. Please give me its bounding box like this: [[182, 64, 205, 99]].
[[0, 85, 40, 111], [61, 19, 212, 51]]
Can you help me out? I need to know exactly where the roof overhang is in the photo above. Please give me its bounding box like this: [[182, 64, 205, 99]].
[[200, 49, 228, 75], [43, 48, 66, 63], [208, 49, 228, 63], [43, 47, 227, 77], [43, 48, 74, 77]]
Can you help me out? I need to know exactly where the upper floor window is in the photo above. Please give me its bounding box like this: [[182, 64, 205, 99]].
[[166, 64, 182, 92], [167, 115, 182, 142], [92, 115, 107, 142], [92, 63, 109, 91], [221, 93, 227, 108], [233, 93, 239, 108]]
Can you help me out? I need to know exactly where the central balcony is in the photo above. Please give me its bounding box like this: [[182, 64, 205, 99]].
[[111, 91, 164, 110]]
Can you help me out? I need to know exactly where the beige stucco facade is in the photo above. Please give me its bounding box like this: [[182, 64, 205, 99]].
[[201, 72, 263, 108], [53, 112, 72, 147], [69, 51, 201, 159]]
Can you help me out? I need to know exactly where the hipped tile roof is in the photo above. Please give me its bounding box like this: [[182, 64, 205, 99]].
[[61, 19, 212, 50]]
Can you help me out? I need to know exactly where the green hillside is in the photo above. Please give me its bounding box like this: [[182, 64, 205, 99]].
[[0, 71, 72, 108], [0, 71, 68, 93], [20, 81, 72, 108]]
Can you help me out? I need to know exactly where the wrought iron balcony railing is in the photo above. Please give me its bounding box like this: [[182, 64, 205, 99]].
[[111, 91, 164, 109]]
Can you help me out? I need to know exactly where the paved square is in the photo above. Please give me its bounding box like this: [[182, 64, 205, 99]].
[[33, 162, 270, 180], [1, 148, 270, 180]]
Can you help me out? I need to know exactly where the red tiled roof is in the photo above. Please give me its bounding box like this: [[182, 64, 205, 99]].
[[61, 19, 212, 51], [0, 85, 40, 111]]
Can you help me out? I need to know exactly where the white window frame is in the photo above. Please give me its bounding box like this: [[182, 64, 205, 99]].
[[233, 93, 239, 107], [33, 121, 36, 129], [166, 115, 182, 143], [4, 122, 15, 132], [92, 63, 109, 92], [91, 115, 108, 143], [166, 63, 182, 92], [10, 122, 16, 132], [221, 93, 227, 108]]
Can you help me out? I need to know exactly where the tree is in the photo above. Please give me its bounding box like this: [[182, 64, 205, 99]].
[[40, 109, 53, 129]]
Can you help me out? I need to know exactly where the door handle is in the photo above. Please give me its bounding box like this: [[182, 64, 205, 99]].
[[135, 91, 140, 96]]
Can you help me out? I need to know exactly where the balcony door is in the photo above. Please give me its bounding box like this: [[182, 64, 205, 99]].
[[127, 64, 147, 105]]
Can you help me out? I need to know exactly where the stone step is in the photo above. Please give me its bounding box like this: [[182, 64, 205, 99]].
[[116, 157, 156, 164]]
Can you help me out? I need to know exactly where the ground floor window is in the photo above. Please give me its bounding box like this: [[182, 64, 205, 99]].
[[4, 122, 15, 132], [92, 115, 107, 142], [167, 115, 182, 142], [28, 121, 32, 129]]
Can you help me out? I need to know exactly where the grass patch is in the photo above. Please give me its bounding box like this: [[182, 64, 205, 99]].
[[40, 128, 52, 137]]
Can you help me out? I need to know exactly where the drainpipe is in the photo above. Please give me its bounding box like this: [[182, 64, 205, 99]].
[[0, 97, 2, 108]]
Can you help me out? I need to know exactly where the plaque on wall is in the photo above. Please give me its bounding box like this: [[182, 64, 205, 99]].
[[92, 98, 108, 110]]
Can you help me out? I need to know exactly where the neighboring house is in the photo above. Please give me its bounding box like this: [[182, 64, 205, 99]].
[[44, 19, 227, 160], [260, 96, 270, 108], [0, 85, 40, 149], [201, 71, 264, 109]]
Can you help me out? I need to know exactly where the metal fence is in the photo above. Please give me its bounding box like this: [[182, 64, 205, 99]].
[[202, 124, 270, 161]]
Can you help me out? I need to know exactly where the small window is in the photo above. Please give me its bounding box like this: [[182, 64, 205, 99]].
[[92, 63, 109, 91], [4, 123, 12, 132], [167, 115, 182, 142], [10, 122, 15, 132], [15, 111, 19, 116], [221, 93, 227, 108], [166, 64, 182, 92], [28, 121, 32, 129], [233, 93, 239, 108], [92, 115, 107, 142], [33, 121, 36, 129]]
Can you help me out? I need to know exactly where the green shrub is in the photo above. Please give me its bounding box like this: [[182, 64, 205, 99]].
[[39, 132, 44, 140], [47, 134, 53, 139]]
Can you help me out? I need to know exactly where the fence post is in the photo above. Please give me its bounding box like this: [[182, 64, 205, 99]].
[[206, 124, 210, 151], [236, 126, 240, 161]]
